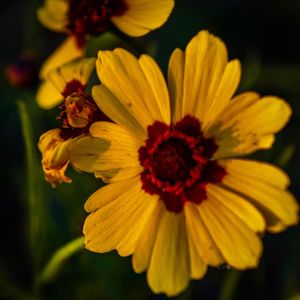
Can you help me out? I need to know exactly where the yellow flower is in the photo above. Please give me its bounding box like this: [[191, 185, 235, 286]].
[[37, 0, 175, 81], [38, 58, 107, 187], [69, 31, 299, 296], [37, 57, 95, 109]]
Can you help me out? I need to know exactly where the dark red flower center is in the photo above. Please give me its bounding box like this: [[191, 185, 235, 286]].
[[66, 0, 128, 48], [138, 116, 227, 213], [62, 79, 86, 98]]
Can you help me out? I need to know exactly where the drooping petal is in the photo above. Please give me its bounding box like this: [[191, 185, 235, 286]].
[[38, 128, 74, 187], [198, 195, 263, 269], [37, 0, 68, 32], [111, 0, 174, 37], [147, 209, 190, 297], [219, 159, 299, 232], [39, 37, 84, 81], [47, 58, 96, 94], [38, 129, 71, 168], [185, 203, 224, 267], [209, 95, 292, 158], [95, 49, 170, 130], [168, 30, 241, 126], [84, 179, 158, 257], [69, 122, 143, 181], [36, 80, 63, 109]]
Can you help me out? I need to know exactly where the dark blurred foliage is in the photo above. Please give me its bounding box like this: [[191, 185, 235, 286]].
[[0, 0, 300, 299]]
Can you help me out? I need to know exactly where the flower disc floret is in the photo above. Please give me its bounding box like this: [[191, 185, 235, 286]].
[[139, 116, 227, 213], [67, 0, 128, 47]]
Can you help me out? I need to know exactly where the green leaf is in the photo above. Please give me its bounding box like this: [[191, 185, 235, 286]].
[[39, 236, 85, 284]]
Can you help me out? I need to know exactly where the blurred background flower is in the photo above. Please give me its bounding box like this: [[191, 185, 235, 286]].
[[1, 0, 300, 299]]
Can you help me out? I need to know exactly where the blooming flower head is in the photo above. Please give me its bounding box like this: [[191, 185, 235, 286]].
[[37, 0, 175, 81], [38, 57, 107, 187], [69, 31, 299, 296]]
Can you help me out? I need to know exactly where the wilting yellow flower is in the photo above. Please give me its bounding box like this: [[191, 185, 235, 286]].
[[38, 57, 107, 187], [37, 0, 175, 81], [39, 128, 73, 187], [69, 31, 299, 296]]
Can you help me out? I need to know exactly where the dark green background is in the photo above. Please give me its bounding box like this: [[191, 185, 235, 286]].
[[1, 0, 300, 299]]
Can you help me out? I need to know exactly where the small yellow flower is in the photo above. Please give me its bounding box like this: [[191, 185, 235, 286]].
[[37, 0, 175, 81], [37, 57, 95, 109], [69, 31, 299, 296], [38, 58, 107, 187]]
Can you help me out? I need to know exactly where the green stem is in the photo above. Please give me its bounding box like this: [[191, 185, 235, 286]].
[[219, 270, 241, 300], [17, 101, 42, 280], [39, 236, 85, 284], [276, 144, 295, 168]]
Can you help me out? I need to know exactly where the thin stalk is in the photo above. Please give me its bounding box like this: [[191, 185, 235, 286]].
[[219, 270, 241, 300], [17, 100, 43, 291], [39, 236, 85, 284]]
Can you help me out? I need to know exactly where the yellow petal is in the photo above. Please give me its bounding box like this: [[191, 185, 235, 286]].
[[220, 159, 299, 232], [89, 121, 142, 145], [96, 49, 170, 130], [43, 162, 71, 187], [37, 0, 68, 32], [147, 210, 190, 297], [187, 231, 207, 280], [168, 48, 184, 123], [220, 158, 290, 189], [168, 30, 241, 127], [185, 203, 224, 266], [84, 180, 158, 257], [84, 176, 140, 212], [139, 55, 170, 122], [69, 136, 110, 172], [132, 201, 163, 273], [47, 57, 96, 94], [207, 184, 266, 233], [111, 0, 174, 37], [184, 206, 208, 279], [38, 128, 73, 187], [202, 60, 241, 130], [210, 95, 292, 158], [94, 166, 143, 183], [215, 92, 260, 124], [38, 129, 71, 167], [39, 37, 84, 80], [198, 197, 263, 269], [36, 80, 63, 109], [69, 122, 142, 180], [92, 84, 146, 138]]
